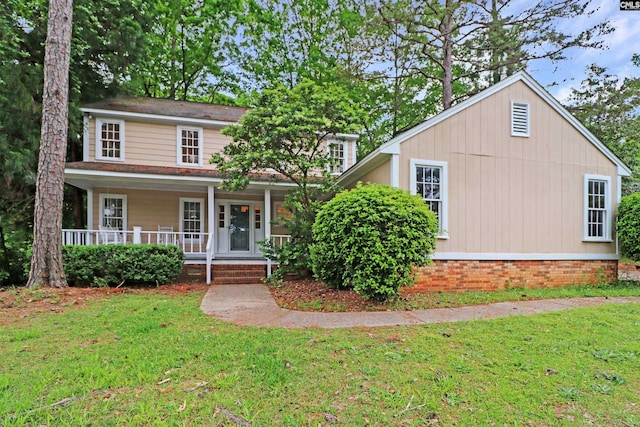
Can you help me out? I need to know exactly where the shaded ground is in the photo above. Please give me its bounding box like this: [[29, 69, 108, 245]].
[[0, 283, 209, 326], [268, 278, 399, 312]]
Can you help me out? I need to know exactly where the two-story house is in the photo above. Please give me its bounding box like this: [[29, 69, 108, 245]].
[[64, 72, 631, 290], [63, 96, 357, 283]]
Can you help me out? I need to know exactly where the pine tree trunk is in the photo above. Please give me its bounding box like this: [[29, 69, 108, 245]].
[[441, 0, 454, 110], [26, 0, 73, 289]]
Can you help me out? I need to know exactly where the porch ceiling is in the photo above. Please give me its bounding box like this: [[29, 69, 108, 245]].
[[65, 162, 297, 195]]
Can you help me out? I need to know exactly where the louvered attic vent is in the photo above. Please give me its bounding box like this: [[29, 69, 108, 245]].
[[511, 101, 530, 137]]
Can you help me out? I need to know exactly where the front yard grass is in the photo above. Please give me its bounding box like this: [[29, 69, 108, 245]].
[[1, 290, 640, 426]]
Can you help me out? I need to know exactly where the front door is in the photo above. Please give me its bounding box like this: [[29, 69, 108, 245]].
[[215, 200, 265, 255], [229, 204, 250, 251]]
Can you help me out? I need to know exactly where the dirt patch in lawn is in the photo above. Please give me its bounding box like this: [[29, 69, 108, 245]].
[[0, 282, 209, 326]]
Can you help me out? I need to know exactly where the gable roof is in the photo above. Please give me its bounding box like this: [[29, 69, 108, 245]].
[[339, 71, 631, 186], [81, 96, 248, 125]]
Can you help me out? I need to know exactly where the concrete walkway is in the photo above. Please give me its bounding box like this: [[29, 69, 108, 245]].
[[200, 284, 640, 329]]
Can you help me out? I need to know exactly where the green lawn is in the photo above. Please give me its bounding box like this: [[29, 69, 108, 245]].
[[1, 291, 639, 426]]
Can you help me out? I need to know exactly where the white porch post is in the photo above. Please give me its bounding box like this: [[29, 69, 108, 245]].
[[207, 185, 215, 284], [265, 188, 272, 276], [87, 189, 94, 244], [390, 153, 400, 188]]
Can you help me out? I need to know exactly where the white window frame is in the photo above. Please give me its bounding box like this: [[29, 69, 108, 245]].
[[99, 193, 127, 231], [410, 159, 448, 238], [327, 140, 347, 174], [511, 101, 530, 137], [583, 174, 612, 241], [180, 197, 205, 240], [176, 126, 203, 166], [95, 119, 125, 161]]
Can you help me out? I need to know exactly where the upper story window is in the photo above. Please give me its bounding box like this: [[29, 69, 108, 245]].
[[177, 126, 203, 166], [511, 101, 530, 137], [96, 119, 124, 161], [328, 142, 345, 174], [584, 174, 611, 241], [410, 159, 448, 237]]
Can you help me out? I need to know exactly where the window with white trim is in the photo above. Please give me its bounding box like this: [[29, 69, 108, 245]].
[[96, 119, 124, 160], [180, 198, 204, 240], [328, 142, 345, 174], [511, 101, 529, 137], [177, 126, 203, 166], [410, 159, 448, 236], [584, 175, 611, 241], [99, 194, 127, 230]]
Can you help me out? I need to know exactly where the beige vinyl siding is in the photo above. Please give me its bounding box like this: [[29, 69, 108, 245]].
[[397, 80, 618, 255], [94, 188, 208, 233], [351, 159, 391, 188], [89, 119, 231, 168]]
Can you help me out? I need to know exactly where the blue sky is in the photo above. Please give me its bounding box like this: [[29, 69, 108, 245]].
[[526, 1, 640, 103]]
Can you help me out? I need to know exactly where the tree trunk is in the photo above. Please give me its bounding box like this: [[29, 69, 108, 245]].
[[441, 0, 454, 110], [27, 0, 73, 289]]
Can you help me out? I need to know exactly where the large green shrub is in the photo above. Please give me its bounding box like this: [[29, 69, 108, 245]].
[[618, 192, 640, 261], [63, 245, 184, 287], [310, 183, 439, 300]]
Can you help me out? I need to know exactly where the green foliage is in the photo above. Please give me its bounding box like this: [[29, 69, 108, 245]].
[[567, 62, 640, 193], [123, 0, 244, 101], [214, 79, 363, 191], [62, 245, 184, 287], [0, 222, 31, 287], [261, 190, 325, 279], [618, 193, 640, 262], [310, 183, 438, 300]]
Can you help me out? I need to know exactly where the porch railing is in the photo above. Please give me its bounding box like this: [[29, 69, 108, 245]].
[[61, 229, 210, 254], [270, 234, 292, 248]]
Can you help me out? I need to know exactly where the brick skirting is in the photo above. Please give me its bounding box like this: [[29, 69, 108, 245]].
[[407, 259, 618, 293]]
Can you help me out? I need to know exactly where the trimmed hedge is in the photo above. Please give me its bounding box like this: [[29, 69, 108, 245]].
[[618, 192, 640, 262], [63, 245, 184, 287], [310, 183, 439, 300]]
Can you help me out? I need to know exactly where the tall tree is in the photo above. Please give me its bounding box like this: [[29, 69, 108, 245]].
[[567, 59, 640, 193], [27, 0, 73, 289], [124, 0, 243, 102], [377, 0, 613, 110]]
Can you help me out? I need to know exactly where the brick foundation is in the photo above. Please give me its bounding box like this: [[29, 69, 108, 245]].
[[407, 259, 618, 293], [177, 264, 267, 284]]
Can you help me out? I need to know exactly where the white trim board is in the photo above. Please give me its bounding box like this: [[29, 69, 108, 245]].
[[430, 252, 619, 261], [65, 168, 302, 188], [82, 108, 234, 128]]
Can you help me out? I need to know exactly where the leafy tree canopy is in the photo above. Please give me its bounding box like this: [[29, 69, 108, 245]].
[[567, 58, 640, 192], [212, 79, 365, 199]]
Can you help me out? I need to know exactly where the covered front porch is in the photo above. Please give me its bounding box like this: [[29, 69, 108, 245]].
[[64, 162, 295, 283]]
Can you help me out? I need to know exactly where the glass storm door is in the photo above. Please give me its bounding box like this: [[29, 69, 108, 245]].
[[230, 204, 250, 251]]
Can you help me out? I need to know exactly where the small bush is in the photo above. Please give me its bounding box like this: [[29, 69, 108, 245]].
[[63, 245, 184, 287], [310, 183, 439, 300], [617, 192, 640, 262]]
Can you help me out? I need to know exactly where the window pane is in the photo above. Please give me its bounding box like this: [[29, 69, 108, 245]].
[[432, 168, 440, 183]]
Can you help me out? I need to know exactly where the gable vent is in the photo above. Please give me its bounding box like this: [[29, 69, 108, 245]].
[[511, 101, 530, 137]]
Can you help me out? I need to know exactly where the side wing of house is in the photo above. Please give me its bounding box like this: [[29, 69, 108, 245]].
[[339, 72, 630, 291]]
